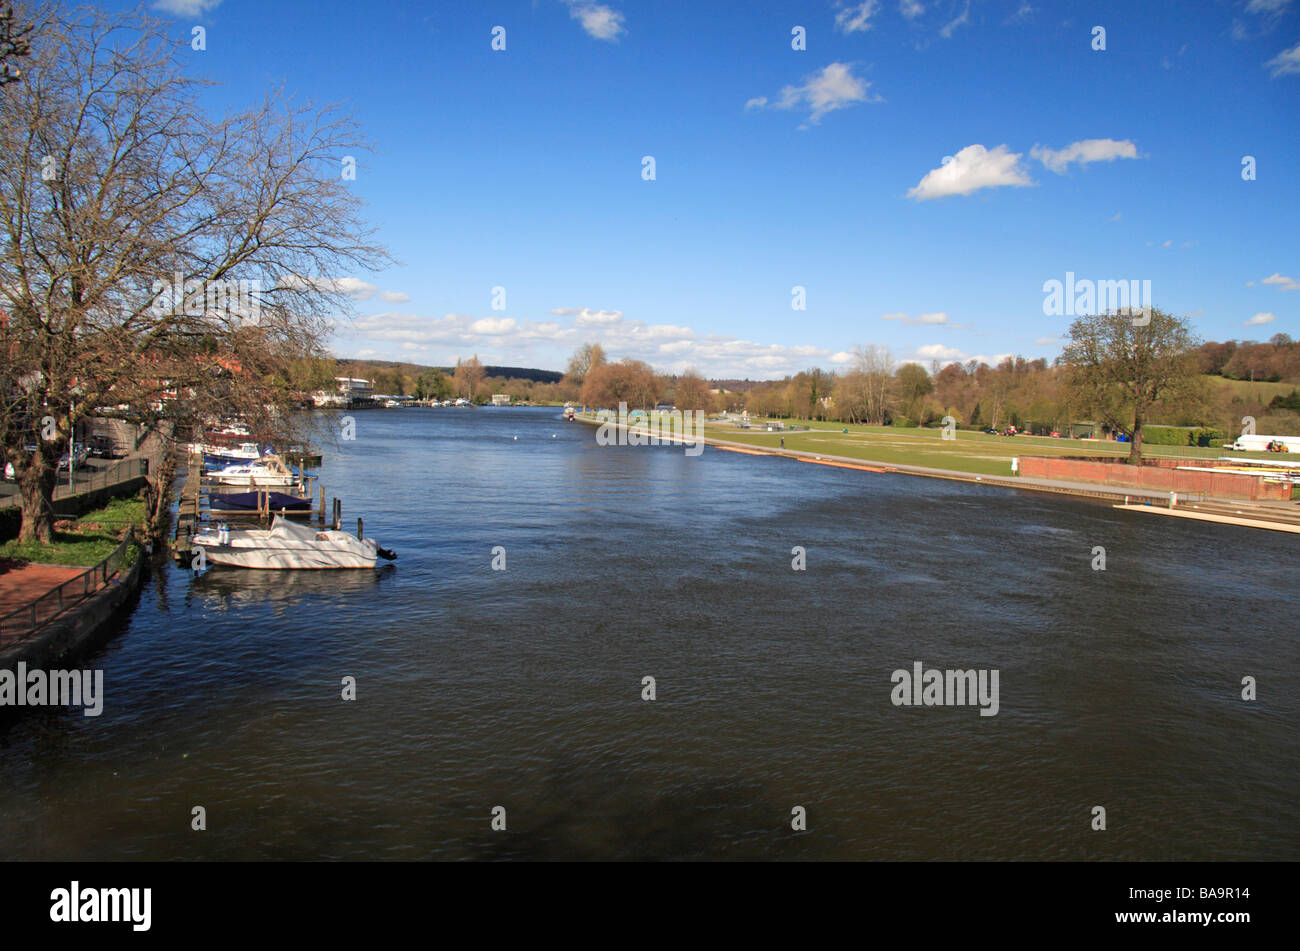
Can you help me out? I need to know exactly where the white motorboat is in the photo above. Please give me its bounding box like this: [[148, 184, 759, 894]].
[[192, 516, 396, 569], [210, 454, 299, 487], [191, 441, 265, 466]]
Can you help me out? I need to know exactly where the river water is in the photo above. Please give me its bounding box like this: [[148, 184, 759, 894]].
[[1, 406, 1296, 860]]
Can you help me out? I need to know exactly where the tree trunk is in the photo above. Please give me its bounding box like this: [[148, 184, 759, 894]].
[[144, 450, 176, 542], [18, 454, 58, 543], [1128, 416, 1144, 465]]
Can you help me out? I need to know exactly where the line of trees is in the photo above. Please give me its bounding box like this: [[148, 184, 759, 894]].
[[554, 313, 1300, 465]]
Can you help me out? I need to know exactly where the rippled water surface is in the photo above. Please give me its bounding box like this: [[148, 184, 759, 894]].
[[1, 407, 1296, 860]]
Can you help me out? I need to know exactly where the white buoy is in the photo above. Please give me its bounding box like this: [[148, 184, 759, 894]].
[[513, 436, 518, 440]]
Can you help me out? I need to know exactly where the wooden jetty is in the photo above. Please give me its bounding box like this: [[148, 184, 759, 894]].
[[171, 450, 344, 562]]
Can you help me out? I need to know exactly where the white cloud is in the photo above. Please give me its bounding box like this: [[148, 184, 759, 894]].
[[882, 311, 949, 325], [1245, 312, 1277, 325], [469, 317, 518, 334], [1034, 336, 1061, 345], [345, 307, 852, 379], [1247, 0, 1292, 15], [1031, 138, 1140, 173], [747, 62, 880, 125], [907, 144, 1033, 200], [152, 0, 221, 14], [378, 290, 411, 303], [1006, 3, 1034, 23], [829, 351, 857, 365], [916, 343, 965, 360], [551, 306, 625, 325], [565, 2, 626, 42], [900, 0, 925, 19], [908, 344, 1013, 366], [1261, 272, 1299, 290], [835, 1, 881, 33], [1266, 40, 1300, 76], [940, 1, 970, 38], [280, 275, 379, 299]]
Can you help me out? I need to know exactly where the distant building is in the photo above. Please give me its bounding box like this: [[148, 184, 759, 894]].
[[312, 377, 374, 408], [491, 394, 510, 405]]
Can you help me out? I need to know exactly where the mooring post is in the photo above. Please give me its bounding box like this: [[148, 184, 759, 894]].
[[333, 497, 341, 531], [357, 517, 363, 541], [319, 485, 325, 523]]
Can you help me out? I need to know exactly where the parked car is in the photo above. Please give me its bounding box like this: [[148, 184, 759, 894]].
[[57, 445, 91, 472]]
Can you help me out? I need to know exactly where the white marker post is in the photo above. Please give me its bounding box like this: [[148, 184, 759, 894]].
[[1011, 457, 1019, 475]]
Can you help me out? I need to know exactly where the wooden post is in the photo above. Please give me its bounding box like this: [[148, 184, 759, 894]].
[[319, 485, 325, 524], [333, 497, 341, 531], [357, 517, 363, 540]]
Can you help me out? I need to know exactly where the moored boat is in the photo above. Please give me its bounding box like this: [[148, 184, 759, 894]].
[[210, 454, 299, 488], [192, 516, 396, 569], [209, 490, 313, 513]]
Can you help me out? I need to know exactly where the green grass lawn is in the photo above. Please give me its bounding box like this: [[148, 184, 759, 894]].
[[0, 495, 145, 566], [710, 420, 1300, 475], [582, 413, 1299, 477], [1206, 377, 1297, 403]]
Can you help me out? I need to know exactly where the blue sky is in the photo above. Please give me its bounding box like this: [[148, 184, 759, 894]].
[[140, 0, 1298, 377]]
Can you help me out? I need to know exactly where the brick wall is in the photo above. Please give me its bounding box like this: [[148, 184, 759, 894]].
[[1018, 457, 1290, 501]]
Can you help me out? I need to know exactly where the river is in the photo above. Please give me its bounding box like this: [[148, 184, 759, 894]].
[[1, 406, 1296, 860]]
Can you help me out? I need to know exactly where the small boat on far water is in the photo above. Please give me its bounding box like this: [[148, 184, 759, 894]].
[[192, 516, 396, 569]]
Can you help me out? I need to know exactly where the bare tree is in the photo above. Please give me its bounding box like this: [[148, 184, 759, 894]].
[[671, 368, 715, 412], [846, 344, 894, 424], [565, 342, 607, 384], [452, 355, 485, 401], [0, 4, 389, 542], [1060, 308, 1200, 463]]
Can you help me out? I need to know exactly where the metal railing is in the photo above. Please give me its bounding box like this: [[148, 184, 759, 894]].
[[0, 527, 136, 645], [0, 457, 146, 509]]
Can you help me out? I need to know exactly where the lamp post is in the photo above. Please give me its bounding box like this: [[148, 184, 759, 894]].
[[68, 400, 75, 489]]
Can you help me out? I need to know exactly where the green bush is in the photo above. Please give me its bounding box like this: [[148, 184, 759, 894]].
[[1142, 425, 1191, 445]]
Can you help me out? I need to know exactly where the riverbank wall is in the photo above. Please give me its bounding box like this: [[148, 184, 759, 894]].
[[1017, 456, 1290, 501], [0, 555, 145, 675]]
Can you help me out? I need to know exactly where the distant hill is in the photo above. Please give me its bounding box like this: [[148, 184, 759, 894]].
[[336, 357, 562, 383], [476, 365, 564, 384]]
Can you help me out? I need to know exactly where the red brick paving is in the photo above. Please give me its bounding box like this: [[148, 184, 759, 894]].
[[0, 562, 91, 644]]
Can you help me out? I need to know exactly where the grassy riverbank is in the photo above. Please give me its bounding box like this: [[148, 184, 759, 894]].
[[0, 495, 145, 566], [579, 412, 1300, 478]]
